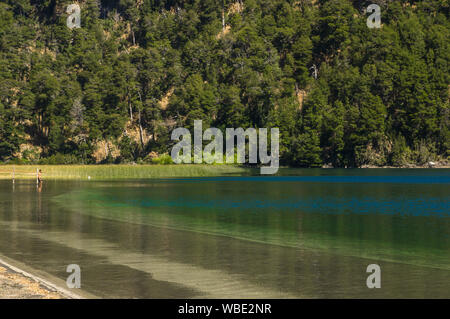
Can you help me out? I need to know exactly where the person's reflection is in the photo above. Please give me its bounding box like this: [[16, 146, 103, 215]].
[[37, 178, 43, 223]]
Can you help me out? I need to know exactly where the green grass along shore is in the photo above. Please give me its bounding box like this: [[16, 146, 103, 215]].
[[2, 164, 448, 181], [0, 165, 254, 181]]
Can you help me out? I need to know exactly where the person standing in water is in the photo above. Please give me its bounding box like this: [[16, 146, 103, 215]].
[[37, 169, 43, 192], [38, 169, 43, 183]]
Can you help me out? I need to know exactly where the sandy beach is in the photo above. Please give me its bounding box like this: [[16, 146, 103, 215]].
[[0, 255, 90, 299], [0, 263, 65, 299]]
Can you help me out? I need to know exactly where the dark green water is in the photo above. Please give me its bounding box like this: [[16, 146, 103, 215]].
[[0, 169, 449, 298]]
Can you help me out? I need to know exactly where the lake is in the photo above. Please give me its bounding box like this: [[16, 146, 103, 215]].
[[0, 169, 448, 298]]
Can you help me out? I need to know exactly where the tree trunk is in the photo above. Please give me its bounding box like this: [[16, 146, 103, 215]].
[[222, 1, 225, 31], [137, 91, 145, 150], [129, 100, 133, 122], [128, 89, 133, 122], [138, 107, 145, 150]]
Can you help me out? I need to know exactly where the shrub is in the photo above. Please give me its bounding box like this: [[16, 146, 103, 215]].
[[38, 153, 80, 165], [151, 154, 174, 165]]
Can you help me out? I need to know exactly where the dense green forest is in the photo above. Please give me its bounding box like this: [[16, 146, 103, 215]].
[[0, 0, 448, 167]]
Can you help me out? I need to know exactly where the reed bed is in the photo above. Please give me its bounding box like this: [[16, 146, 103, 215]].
[[0, 165, 253, 181]]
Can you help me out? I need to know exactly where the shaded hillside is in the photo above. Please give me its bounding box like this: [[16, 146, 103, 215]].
[[0, 0, 448, 167]]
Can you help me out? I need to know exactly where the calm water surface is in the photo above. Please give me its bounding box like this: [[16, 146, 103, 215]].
[[0, 169, 448, 298]]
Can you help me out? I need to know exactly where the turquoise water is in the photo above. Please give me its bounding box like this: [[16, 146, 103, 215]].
[[0, 169, 449, 298]]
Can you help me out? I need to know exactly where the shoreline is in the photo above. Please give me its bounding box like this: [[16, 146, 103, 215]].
[[0, 254, 91, 299], [0, 164, 253, 181], [0, 164, 448, 181]]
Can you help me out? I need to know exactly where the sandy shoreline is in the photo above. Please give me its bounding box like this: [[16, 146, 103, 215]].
[[0, 264, 65, 299], [0, 256, 88, 299]]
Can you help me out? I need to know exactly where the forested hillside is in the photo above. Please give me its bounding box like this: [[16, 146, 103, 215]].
[[0, 0, 448, 167]]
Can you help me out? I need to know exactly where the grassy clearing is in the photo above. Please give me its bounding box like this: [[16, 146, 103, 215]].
[[0, 165, 254, 181]]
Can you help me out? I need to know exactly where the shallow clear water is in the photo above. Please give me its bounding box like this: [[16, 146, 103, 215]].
[[0, 169, 449, 298]]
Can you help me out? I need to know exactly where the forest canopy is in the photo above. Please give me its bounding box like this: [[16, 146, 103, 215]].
[[0, 0, 448, 167]]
